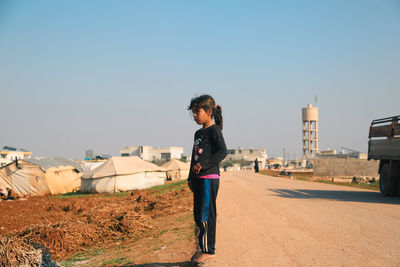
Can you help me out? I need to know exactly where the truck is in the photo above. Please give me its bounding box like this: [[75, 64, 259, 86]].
[[368, 115, 400, 196]]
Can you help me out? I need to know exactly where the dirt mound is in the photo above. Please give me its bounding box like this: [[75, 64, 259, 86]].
[[0, 186, 191, 264]]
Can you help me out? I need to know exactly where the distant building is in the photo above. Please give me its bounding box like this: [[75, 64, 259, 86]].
[[225, 148, 267, 168], [266, 158, 284, 169], [180, 154, 191, 162], [0, 146, 32, 167], [318, 149, 337, 156], [120, 145, 184, 161], [85, 149, 111, 160], [317, 149, 367, 160]]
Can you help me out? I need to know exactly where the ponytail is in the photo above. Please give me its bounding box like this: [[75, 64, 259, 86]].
[[188, 94, 223, 130], [213, 105, 223, 130]]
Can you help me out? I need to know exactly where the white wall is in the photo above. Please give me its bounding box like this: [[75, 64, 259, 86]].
[[120, 145, 183, 161], [226, 148, 267, 168], [0, 151, 32, 166]]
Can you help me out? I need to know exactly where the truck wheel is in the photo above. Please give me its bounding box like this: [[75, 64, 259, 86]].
[[380, 163, 397, 196]]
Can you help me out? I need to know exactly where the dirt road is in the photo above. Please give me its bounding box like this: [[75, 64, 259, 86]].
[[203, 171, 400, 266]]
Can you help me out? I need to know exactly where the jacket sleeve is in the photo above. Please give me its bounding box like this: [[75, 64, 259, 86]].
[[200, 127, 227, 170], [187, 134, 196, 181]]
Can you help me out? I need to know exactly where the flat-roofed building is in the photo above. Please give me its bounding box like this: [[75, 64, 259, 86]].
[[120, 145, 184, 161], [266, 157, 284, 169], [0, 146, 32, 166], [317, 149, 367, 160], [225, 148, 267, 168]]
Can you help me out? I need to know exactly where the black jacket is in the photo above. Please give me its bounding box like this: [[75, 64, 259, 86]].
[[188, 124, 227, 180]]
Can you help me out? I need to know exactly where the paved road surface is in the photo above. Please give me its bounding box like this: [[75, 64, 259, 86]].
[[203, 171, 400, 266]]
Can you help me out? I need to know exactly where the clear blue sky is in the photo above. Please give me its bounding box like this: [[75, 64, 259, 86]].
[[1, 0, 399, 159]]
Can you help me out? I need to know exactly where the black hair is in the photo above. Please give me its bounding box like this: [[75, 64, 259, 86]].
[[187, 94, 223, 130]]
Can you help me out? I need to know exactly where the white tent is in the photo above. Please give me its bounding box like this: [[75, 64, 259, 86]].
[[162, 159, 190, 180], [81, 156, 166, 193], [80, 161, 107, 173], [0, 157, 82, 196]]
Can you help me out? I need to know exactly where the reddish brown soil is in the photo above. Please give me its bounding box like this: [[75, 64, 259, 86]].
[[0, 183, 196, 266], [0, 195, 103, 234]]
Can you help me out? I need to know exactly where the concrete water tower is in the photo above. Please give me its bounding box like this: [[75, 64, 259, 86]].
[[302, 104, 319, 159]]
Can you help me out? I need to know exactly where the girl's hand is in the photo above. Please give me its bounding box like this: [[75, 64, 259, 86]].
[[193, 163, 202, 174]]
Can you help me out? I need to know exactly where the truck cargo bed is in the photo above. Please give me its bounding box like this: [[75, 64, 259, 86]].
[[369, 138, 400, 160]]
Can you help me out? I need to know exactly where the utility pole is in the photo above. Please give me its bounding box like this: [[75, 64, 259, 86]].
[[283, 148, 286, 167]]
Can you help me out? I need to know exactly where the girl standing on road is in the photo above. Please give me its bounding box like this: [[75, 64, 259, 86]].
[[187, 94, 227, 263]]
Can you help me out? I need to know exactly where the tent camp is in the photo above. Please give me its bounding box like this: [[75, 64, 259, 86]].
[[162, 159, 190, 180], [81, 156, 166, 193], [0, 157, 83, 197], [80, 160, 107, 173]]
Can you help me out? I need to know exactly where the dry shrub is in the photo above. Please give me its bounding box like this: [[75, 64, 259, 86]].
[[16, 198, 155, 259], [0, 235, 56, 267], [18, 220, 101, 258], [1, 187, 190, 264]]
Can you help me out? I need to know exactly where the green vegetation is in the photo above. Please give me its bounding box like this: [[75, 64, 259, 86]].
[[52, 177, 188, 199], [100, 192, 130, 198], [51, 191, 130, 199], [60, 249, 105, 266], [156, 229, 169, 237], [61, 248, 132, 266], [102, 257, 130, 265], [61, 254, 90, 267], [173, 214, 195, 241], [316, 179, 379, 191], [50, 192, 94, 199], [149, 179, 188, 196], [91, 249, 106, 256]]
